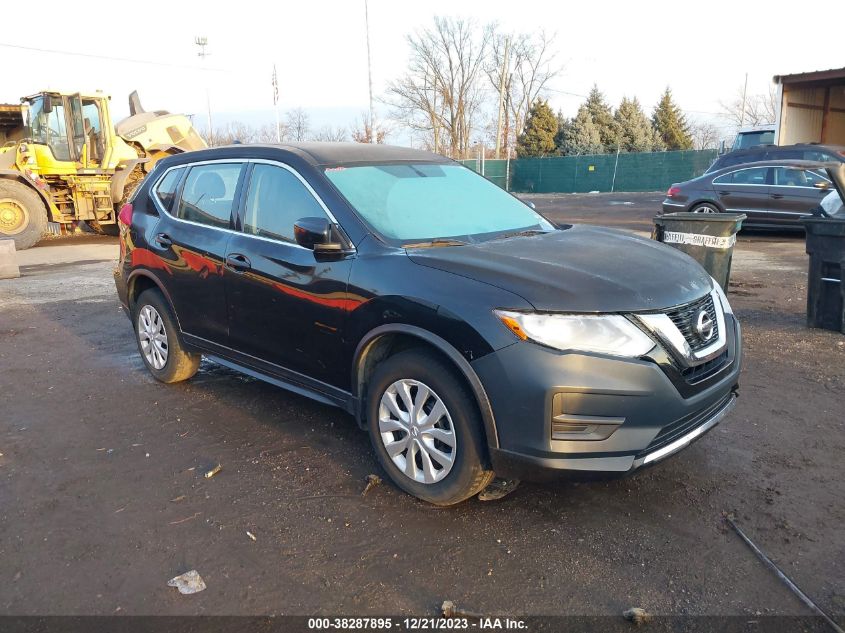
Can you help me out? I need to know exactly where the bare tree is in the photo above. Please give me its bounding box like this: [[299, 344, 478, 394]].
[[312, 125, 348, 142], [487, 30, 561, 157], [350, 112, 390, 143], [719, 85, 778, 128], [286, 108, 311, 141], [386, 16, 493, 158], [690, 120, 721, 150]]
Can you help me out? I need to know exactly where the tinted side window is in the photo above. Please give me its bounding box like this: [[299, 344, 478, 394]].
[[772, 167, 830, 187], [176, 163, 243, 229], [715, 167, 769, 185], [242, 164, 326, 242], [153, 167, 184, 212]]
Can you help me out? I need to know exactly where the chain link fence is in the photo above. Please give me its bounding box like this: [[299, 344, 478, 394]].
[[462, 149, 718, 193]]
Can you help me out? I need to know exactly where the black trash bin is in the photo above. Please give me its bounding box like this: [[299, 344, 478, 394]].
[[801, 217, 845, 334], [652, 212, 746, 292]]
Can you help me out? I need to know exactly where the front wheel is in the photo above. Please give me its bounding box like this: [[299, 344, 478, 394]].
[[0, 179, 48, 250], [366, 349, 494, 506]]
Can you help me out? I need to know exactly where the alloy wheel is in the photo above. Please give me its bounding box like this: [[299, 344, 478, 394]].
[[378, 379, 456, 484], [137, 305, 169, 370], [691, 204, 716, 214]]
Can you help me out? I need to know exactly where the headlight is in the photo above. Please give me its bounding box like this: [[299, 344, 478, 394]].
[[494, 310, 656, 357], [710, 277, 733, 314]]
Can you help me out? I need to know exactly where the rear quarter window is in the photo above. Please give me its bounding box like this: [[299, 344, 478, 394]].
[[152, 167, 185, 212]]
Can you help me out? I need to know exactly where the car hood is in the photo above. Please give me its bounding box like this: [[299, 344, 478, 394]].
[[406, 226, 713, 313]]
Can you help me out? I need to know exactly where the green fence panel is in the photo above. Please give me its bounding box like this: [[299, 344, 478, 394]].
[[460, 159, 509, 190], [505, 149, 717, 194]]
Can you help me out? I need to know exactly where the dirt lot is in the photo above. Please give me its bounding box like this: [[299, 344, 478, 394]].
[[1, 195, 843, 623]]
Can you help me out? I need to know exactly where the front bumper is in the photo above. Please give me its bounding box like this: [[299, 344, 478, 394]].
[[471, 315, 742, 481]]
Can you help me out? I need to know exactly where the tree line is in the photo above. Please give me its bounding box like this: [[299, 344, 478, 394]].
[[203, 109, 389, 147], [517, 85, 694, 158]]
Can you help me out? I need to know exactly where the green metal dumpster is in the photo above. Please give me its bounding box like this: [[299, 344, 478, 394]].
[[652, 212, 746, 292]]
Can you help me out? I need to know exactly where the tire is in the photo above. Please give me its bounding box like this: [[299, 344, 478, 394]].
[[132, 288, 200, 383], [690, 202, 719, 214], [0, 179, 48, 250], [366, 349, 494, 506], [85, 220, 120, 236]]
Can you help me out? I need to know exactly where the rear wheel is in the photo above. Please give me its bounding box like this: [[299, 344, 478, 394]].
[[84, 220, 120, 236], [132, 288, 200, 383], [366, 349, 494, 506], [690, 203, 719, 214], [0, 179, 48, 250]]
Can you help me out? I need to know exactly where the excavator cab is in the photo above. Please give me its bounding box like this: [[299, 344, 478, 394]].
[[23, 91, 133, 171]]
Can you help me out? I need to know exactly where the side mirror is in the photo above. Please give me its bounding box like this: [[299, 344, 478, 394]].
[[814, 181, 830, 190], [294, 217, 348, 258], [43, 95, 53, 114]]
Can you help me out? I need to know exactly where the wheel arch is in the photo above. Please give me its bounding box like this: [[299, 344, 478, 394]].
[[0, 171, 53, 217], [688, 198, 725, 213], [352, 324, 500, 450], [127, 269, 183, 332]]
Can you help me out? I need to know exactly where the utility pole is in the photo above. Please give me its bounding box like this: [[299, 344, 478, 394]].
[[195, 36, 213, 145], [739, 72, 748, 128], [494, 36, 511, 160], [272, 64, 281, 142], [364, 0, 376, 143]]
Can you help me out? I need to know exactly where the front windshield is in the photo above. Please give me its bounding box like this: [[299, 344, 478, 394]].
[[324, 163, 552, 243]]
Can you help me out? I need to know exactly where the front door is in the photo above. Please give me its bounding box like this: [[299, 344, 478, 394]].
[[152, 161, 246, 345], [769, 166, 832, 225], [224, 162, 353, 387]]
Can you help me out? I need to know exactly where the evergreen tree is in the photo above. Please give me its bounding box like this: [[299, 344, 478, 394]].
[[614, 97, 657, 152], [652, 87, 693, 150], [516, 100, 558, 158], [584, 85, 618, 151], [556, 105, 603, 155]]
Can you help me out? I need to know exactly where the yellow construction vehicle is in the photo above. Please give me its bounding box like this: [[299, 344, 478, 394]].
[[0, 90, 206, 249]]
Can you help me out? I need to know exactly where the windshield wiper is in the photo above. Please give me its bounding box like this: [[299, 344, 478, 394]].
[[403, 238, 468, 249], [490, 229, 550, 241]]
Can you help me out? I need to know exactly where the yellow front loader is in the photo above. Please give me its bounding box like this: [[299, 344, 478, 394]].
[[0, 90, 206, 249]]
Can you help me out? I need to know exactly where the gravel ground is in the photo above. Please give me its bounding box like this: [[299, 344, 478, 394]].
[[0, 199, 843, 623]]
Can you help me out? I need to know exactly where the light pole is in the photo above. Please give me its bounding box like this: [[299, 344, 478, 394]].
[[364, 0, 376, 143], [194, 36, 213, 145]]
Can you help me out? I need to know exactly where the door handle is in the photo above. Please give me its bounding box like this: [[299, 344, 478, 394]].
[[717, 191, 731, 196], [154, 233, 172, 248], [770, 194, 784, 199], [225, 253, 252, 272]]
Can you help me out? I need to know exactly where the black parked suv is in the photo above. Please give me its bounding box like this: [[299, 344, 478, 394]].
[[115, 143, 741, 505], [705, 143, 845, 174]]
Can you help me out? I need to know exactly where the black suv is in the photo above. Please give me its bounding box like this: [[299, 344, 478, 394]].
[[706, 143, 845, 174], [114, 144, 741, 505]]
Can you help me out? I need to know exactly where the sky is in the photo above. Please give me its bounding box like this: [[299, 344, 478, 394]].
[[2, 0, 843, 143]]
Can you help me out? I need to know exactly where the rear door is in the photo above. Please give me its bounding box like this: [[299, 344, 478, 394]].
[[712, 166, 771, 222], [151, 161, 246, 344], [224, 161, 353, 387], [769, 167, 833, 224]]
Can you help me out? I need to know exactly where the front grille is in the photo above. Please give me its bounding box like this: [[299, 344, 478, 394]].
[[665, 294, 719, 352], [636, 393, 733, 458], [681, 350, 729, 384]]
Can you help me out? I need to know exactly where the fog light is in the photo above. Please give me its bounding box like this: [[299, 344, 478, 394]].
[[551, 414, 624, 441]]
